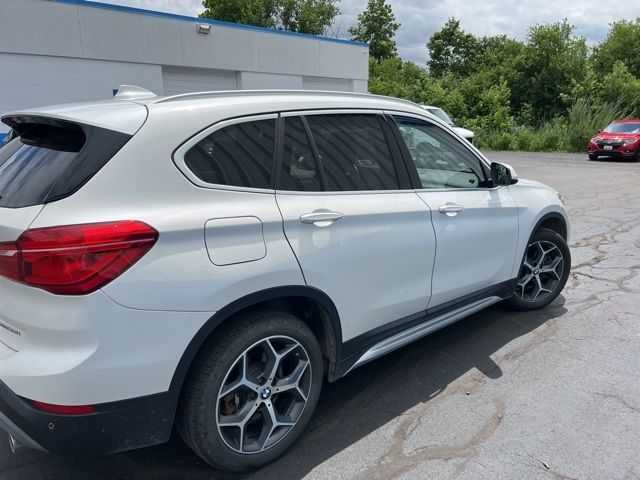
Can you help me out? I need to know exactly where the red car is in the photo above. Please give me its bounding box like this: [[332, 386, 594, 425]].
[[589, 119, 640, 160]]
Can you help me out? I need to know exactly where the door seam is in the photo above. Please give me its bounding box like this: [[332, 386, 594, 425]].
[[274, 193, 308, 285], [414, 191, 437, 310]]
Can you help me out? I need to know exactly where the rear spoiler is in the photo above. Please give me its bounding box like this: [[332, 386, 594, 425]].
[[2, 100, 147, 136]]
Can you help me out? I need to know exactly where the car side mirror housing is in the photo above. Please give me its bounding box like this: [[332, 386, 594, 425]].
[[490, 162, 518, 186]]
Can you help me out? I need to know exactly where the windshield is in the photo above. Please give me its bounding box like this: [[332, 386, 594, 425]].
[[603, 122, 640, 134], [426, 108, 454, 125]]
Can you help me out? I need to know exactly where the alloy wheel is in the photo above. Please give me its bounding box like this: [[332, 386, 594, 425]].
[[216, 335, 312, 454], [515, 240, 564, 303]]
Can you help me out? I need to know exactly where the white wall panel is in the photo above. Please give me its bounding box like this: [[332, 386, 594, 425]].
[[0, 0, 84, 58], [78, 6, 183, 66], [162, 67, 238, 95], [238, 72, 302, 90], [0, 0, 368, 81], [302, 76, 350, 92]]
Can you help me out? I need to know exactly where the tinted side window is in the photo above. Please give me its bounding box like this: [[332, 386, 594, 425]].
[[0, 121, 130, 208], [305, 114, 400, 191], [394, 116, 485, 189], [279, 116, 322, 191], [184, 119, 275, 189]]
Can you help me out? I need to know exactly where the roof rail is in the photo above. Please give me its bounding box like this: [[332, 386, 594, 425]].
[[154, 89, 422, 109], [114, 85, 157, 101]]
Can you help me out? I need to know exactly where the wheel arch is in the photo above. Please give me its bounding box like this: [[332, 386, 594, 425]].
[[511, 210, 569, 280], [169, 286, 344, 394], [534, 211, 568, 240]]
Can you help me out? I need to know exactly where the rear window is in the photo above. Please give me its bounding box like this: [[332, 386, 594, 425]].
[[183, 119, 276, 189], [0, 118, 131, 208]]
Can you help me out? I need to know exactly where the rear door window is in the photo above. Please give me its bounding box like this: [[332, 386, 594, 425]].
[[0, 120, 130, 208], [304, 114, 401, 191], [183, 119, 276, 189], [279, 116, 322, 191]]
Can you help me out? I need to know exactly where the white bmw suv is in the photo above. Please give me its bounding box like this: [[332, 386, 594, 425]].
[[0, 87, 570, 472]]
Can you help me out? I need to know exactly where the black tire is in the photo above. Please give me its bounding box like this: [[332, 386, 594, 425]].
[[506, 228, 570, 311], [178, 310, 323, 472], [588, 153, 598, 161]]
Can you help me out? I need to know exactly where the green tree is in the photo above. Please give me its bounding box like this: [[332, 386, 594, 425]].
[[368, 57, 428, 100], [349, 0, 400, 62], [279, 0, 340, 35], [512, 20, 588, 122], [599, 61, 640, 115], [200, 0, 278, 28], [200, 0, 339, 35], [427, 18, 480, 77], [592, 19, 640, 78]]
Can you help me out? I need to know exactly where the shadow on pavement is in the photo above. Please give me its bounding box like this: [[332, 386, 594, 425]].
[[0, 300, 567, 480], [589, 155, 639, 163]]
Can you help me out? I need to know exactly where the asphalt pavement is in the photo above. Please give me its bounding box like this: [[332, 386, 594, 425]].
[[1, 151, 639, 480]]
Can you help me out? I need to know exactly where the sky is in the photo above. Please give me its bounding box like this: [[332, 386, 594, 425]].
[[100, 0, 640, 65]]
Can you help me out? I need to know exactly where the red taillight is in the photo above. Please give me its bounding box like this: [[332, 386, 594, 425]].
[[30, 400, 96, 415], [0, 242, 20, 282], [0, 221, 158, 295]]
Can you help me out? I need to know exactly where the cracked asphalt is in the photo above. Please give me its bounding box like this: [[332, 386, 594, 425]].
[[1, 151, 639, 480]]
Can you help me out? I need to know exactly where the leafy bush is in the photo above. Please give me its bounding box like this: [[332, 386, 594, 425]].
[[476, 99, 632, 153], [476, 130, 514, 150], [511, 126, 535, 151], [563, 98, 633, 151]]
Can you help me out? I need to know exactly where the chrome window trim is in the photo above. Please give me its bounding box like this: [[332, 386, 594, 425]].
[[173, 113, 278, 194], [275, 189, 417, 196], [414, 186, 502, 193], [280, 108, 385, 117], [172, 108, 497, 195]]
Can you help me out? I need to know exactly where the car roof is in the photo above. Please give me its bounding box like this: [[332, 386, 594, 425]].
[[613, 119, 640, 123], [2, 87, 436, 135]]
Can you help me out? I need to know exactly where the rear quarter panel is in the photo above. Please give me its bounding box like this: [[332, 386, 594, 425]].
[[28, 104, 305, 312]]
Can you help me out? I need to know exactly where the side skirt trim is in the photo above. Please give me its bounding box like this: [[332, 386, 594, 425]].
[[345, 296, 502, 374]]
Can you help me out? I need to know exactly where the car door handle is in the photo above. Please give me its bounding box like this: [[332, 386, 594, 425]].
[[439, 203, 465, 216], [300, 211, 345, 226]]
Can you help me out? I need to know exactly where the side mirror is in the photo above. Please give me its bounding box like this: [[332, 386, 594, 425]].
[[490, 162, 518, 186]]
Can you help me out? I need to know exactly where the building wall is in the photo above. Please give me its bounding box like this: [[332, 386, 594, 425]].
[[0, 0, 370, 134], [0, 53, 163, 112]]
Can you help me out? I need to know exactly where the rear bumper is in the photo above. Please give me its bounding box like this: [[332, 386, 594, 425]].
[[0, 277, 213, 454], [0, 277, 211, 406], [0, 380, 177, 455]]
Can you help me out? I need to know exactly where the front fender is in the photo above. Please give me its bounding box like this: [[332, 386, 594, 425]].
[[508, 182, 570, 278]]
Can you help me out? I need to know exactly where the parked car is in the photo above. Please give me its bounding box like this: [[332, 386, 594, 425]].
[[0, 87, 570, 472], [422, 105, 475, 143], [588, 119, 640, 160]]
